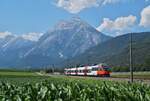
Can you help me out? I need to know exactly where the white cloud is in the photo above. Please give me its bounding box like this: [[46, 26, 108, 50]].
[[22, 32, 43, 41], [0, 31, 12, 38], [56, 0, 121, 14], [0, 32, 43, 41], [101, 0, 120, 5], [140, 5, 150, 27], [96, 15, 137, 36]]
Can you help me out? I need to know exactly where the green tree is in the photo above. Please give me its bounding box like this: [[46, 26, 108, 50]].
[[144, 54, 150, 71]]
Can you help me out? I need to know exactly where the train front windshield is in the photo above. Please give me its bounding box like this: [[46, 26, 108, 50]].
[[103, 67, 111, 71], [100, 64, 111, 71]]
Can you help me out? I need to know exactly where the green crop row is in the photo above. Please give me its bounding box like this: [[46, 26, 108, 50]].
[[0, 77, 150, 101]]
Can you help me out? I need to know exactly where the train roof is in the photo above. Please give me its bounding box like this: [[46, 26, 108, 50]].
[[64, 63, 110, 70]]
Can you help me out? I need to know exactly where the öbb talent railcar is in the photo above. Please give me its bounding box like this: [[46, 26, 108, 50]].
[[64, 63, 111, 77]]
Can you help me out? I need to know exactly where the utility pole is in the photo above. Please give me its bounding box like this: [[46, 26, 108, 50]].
[[130, 33, 133, 83]]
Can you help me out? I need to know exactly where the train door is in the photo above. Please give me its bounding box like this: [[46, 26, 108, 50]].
[[83, 66, 88, 76], [76, 68, 78, 75]]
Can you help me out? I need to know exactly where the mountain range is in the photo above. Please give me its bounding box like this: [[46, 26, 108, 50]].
[[0, 17, 111, 68]]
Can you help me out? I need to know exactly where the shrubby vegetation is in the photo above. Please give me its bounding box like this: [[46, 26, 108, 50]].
[[0, 76, 150, 101]]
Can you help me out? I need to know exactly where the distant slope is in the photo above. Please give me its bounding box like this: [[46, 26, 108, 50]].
[[64, 32, 150, 71], [0, 36, 35, 67]]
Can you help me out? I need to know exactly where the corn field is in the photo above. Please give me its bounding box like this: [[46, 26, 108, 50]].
[[0, 78, 150, 101]]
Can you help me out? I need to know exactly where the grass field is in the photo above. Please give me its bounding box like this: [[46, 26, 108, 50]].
[[0, 71, 50, 85], [0, 71, 150, 84], [0, 71, 37, 76], [111, 72, 150, 79], [0, 71, 150, 101]]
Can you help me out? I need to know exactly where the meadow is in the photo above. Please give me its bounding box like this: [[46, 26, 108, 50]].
[[0, 71, 150, 101]]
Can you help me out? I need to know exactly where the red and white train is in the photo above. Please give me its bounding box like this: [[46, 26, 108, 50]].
[[64, 63, 111, 77]]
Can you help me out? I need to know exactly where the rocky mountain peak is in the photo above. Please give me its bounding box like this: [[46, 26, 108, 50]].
[[54, 16, 88, 30]]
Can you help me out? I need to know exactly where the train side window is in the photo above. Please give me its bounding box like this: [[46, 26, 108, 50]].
[[83, 69, 87, 73], [87, 69, 91, 73], [92, 68, 98, 71]]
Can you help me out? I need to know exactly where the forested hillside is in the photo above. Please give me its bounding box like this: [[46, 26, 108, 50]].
[[64, 32, 150, 71]]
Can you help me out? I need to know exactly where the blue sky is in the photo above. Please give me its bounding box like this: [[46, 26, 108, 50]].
[[0, 0, 150, 37]]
